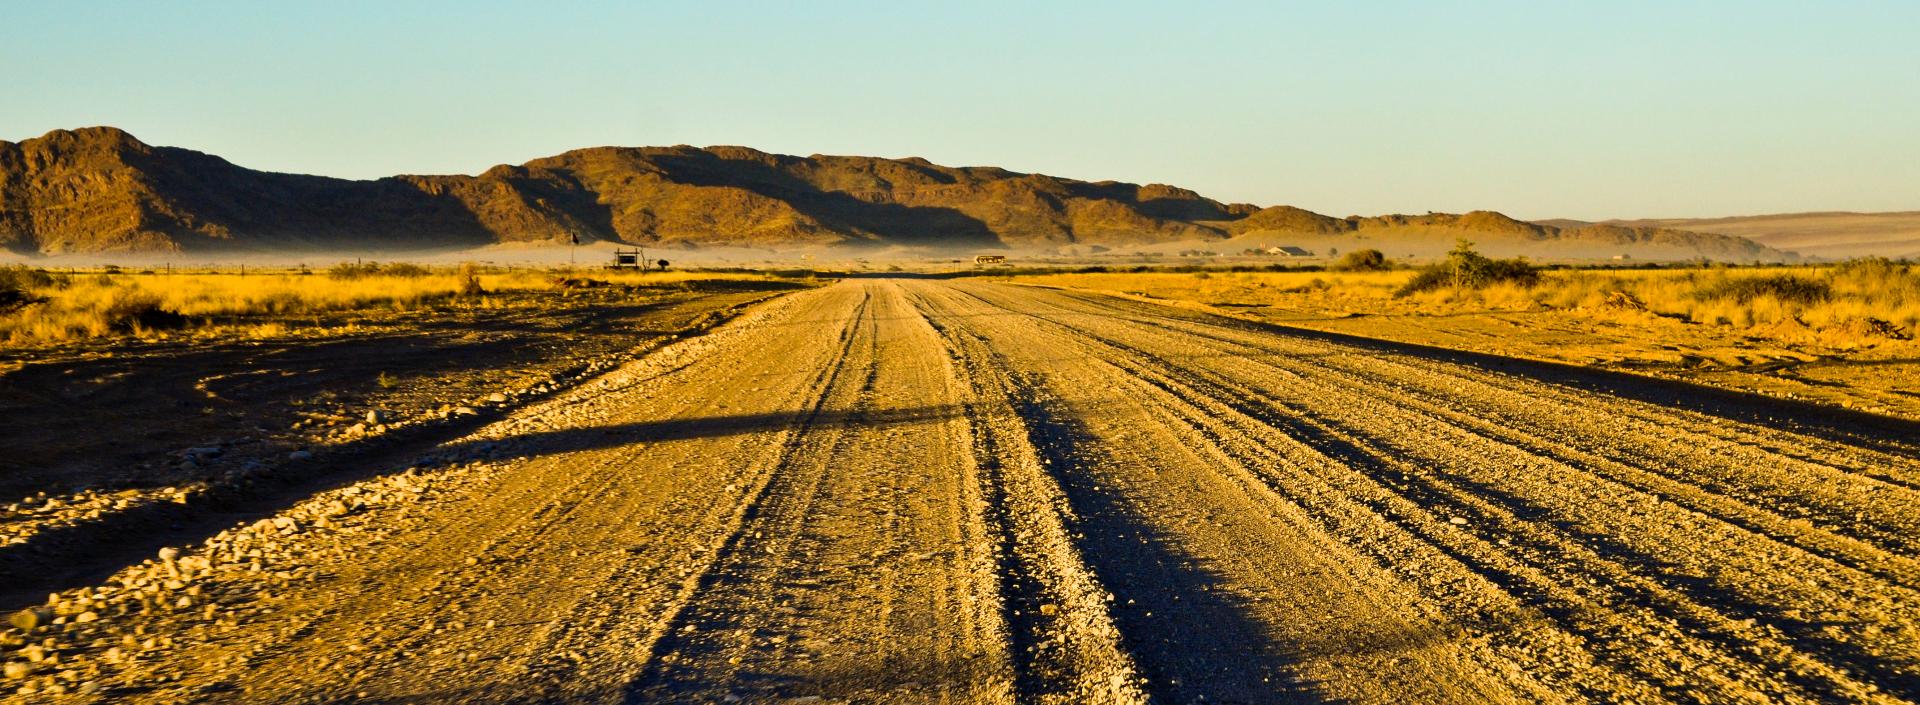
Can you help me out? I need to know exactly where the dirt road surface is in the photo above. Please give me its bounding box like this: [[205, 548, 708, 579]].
[[9, 279, 1920, 704]]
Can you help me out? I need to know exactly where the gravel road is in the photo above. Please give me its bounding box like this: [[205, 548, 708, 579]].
[[9, 279, 1919, 704]]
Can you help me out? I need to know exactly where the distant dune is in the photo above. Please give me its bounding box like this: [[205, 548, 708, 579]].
[[1, 127, 1792, 261], [1545, 212, 1920, 260]]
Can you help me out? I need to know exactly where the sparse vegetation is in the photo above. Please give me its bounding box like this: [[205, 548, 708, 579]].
[[1395, 240, 1539, 296], [1018, 257, 1919, 348], [1693, 274, 1831, 305]]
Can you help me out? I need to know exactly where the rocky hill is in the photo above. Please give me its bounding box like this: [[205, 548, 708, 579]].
[[1547, 212, 1920, 260], [0, 127, 1793, 260]]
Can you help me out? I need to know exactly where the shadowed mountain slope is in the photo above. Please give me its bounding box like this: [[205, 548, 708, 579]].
[[0, 127, 1792, 260]]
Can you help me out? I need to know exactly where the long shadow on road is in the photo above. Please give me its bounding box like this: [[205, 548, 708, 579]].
[[1007, 379, 1337, 704]]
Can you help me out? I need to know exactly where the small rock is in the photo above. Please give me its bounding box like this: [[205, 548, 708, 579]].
[[366, 409, 392, 424], [1449, 517, 1469, 526], [485, 393, 509, 404], [1, 662, 30, 680], [9, 608, 52, 631], [288, 450, 314, 461], [73, 612, 98, 624]]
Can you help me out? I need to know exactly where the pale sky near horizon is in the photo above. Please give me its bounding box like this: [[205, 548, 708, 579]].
[[4, 1, 1916, 220]]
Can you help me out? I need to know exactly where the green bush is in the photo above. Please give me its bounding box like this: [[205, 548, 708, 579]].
[[1395, 240, 1540, 296], [1330, 249, 1391, 272]]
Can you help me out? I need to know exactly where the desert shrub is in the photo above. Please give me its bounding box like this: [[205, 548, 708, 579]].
[[1832, 257, 1906, 279], [457, 263, 485, 297], [380, 262, 431, 278], [0, 265, 66, 291], [328, 261, 431, 279], [1330, 249, 1391, 272], [102, 291, 188, 331], [1396, 240, 1540, 296], [0, 286, 39, 314], [0, 270, 45, 313], [327, 261, 380, 279], [1693, 274, 1830, 305]]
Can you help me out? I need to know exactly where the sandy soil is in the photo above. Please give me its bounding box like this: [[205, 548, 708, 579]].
[[0, 282, 798, 605], [5, 279, 1919, 703]]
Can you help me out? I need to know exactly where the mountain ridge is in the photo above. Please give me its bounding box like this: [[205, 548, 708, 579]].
[[0, 127, 1792, 260], [1541, 212, 1920, 260]]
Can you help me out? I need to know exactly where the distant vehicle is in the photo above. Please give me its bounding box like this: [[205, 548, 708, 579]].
[[974, 254, 1008, 265]]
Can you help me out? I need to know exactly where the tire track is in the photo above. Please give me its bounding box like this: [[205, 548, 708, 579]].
[[951, 281, 1919, 702]]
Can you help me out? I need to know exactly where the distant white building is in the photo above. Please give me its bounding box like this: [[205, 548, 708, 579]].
[[1265, 245, 1313, 257]]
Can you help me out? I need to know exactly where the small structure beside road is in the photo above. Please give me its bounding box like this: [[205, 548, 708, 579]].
[[610, 248, 644, 269]]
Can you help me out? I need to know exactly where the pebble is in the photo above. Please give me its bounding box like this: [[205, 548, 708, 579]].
[[9, 608, 51, 631], [288, 450, 315, 461], [2, 662, 30, 679], [366, 409, 393, 424], [486, 392, 509, 404]]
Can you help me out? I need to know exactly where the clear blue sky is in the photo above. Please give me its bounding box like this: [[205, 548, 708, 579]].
[[5, 1, 1916, 220]]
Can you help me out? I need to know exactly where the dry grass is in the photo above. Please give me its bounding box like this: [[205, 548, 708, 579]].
[[0, 265, 795, 347], [1537, 263, 1919, 336], [1023, 260, 1919, 348]]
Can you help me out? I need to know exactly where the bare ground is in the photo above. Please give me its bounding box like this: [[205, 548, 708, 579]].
[[5, 279, 1919, 703]]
